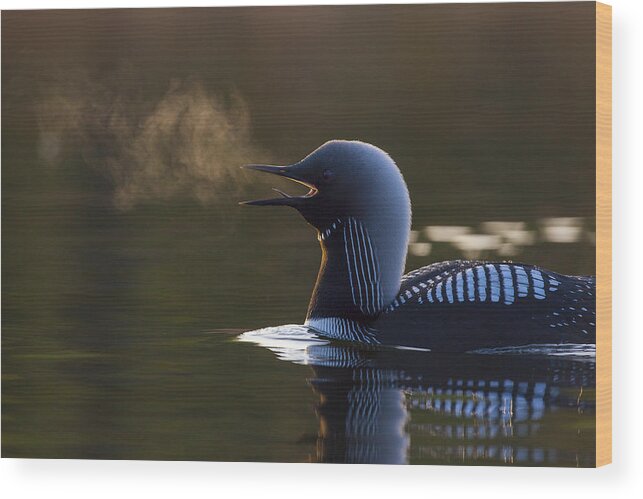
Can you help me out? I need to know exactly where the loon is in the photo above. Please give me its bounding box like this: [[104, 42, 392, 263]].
[[241, 140, 596, 352]]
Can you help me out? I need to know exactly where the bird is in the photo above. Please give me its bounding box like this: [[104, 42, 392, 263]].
[[241, 140, 596, 352]]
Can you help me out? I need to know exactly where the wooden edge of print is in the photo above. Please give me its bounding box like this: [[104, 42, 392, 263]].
[[595, 1, 612, 467]]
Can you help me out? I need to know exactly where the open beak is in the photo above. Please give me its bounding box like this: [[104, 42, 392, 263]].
[[240, 164, 318, 207]]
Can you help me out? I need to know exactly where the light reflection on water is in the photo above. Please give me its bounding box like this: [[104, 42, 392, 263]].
[[240, 326, 596, 466], [412, 217, 594, 260]]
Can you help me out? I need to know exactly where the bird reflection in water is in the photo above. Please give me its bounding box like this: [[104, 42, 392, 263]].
[[239, 326, 595, 466]]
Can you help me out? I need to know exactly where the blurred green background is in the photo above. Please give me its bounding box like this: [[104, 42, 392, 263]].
[[2, 3, 596, 462]]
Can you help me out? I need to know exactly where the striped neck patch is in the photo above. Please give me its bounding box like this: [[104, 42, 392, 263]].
[[318, 217, 384, 317], [305, 316, 380, 344], [318, 218, 343, 241]]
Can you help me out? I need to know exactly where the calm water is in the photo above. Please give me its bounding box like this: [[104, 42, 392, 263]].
[[3, 4, 596, 465], [1, 202, 596, 465], [2, 322, 596, 465]]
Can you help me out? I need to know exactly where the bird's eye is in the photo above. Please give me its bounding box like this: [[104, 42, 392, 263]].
[[322, 169, 334, 182]]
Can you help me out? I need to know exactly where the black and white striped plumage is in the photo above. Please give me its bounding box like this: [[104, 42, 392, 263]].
[[339, 217, 384, 316], [243, 140, 596, 352], [305, 216, 595, 350], [375, 260, 595, 351]]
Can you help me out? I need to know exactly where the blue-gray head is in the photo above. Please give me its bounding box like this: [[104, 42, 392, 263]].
[[242, 140, 411, 319]]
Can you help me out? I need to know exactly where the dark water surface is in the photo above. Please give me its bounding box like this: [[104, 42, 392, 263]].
[[3, 324, 595, 466], [3, 4, 596, 465], [1, 201, 596, 465]]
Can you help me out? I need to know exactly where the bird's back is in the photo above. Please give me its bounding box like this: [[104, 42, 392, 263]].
[[374, 260, 595, 352]]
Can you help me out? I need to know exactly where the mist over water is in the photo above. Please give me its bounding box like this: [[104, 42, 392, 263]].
[[36, 75, 268, 209]]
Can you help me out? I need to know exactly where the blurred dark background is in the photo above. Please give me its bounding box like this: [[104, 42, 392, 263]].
[[2, 3, 596, 460]]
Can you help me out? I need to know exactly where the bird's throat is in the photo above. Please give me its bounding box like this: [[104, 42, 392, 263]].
[[306, 217, 390, 323]]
